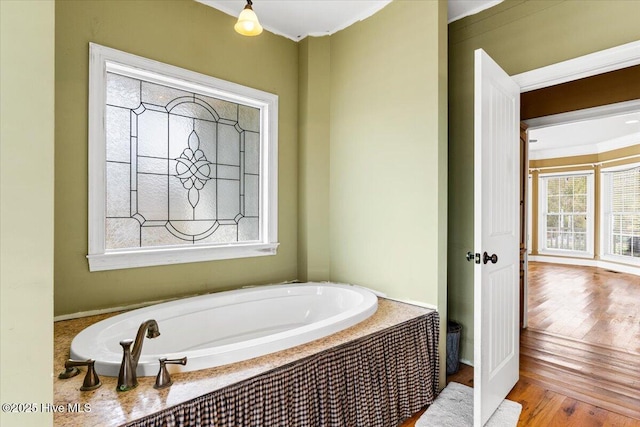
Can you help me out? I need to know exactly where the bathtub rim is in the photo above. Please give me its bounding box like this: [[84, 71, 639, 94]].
[[70, 282, 379, 376]]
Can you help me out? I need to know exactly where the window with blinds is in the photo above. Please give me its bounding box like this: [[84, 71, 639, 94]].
[[603, 165, 640, 259]]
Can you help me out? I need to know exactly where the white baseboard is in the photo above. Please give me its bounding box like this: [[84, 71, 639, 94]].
[[459, 358, 474, 367], [529, 255, 640, 276], [396, 298, 438, 311]]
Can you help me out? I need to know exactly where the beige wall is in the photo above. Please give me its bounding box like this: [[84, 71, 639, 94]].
[[448, 0, 640, 363], [1, 1, 55, 425], [55, 0, 299, 316]]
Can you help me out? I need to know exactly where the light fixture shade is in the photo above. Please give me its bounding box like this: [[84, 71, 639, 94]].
[[234, 4, 263, 36]]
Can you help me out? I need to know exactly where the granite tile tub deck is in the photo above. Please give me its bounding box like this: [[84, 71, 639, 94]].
[[53, 298, 433, 427]]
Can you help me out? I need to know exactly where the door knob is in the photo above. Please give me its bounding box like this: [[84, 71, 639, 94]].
[[483, 252, 498, 264]]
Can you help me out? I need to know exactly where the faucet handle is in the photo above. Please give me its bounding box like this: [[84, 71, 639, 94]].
[[117, 339, 137, 392], [60, 359, 101, 391], [154, 357, 187, 389]]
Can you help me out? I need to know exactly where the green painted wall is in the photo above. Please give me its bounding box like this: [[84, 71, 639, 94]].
[[329, 0, 447, 307], [327, 0, 448, 383], [1, 1, 55, 425], [298, 36, 331, 281], [448, 0, 640, 363], [297, 1, 448, 383], [55, 0, 299, 316]]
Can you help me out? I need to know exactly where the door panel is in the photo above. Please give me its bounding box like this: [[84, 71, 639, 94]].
[[473, 48, 520, 427]]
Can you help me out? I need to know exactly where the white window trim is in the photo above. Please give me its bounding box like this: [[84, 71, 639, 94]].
[[600, 162, 640, 267], [87, 43, 278, 271], [527, 174, 532, 255], [537, 171, 594, 258]]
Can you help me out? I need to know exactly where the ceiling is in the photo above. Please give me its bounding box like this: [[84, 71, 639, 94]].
[[447, 0, 503, 23], [197, 0, 504, 41], [529, 110, 640, 160]]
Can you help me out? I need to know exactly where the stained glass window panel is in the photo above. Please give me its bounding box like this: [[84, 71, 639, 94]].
[[245, 132, 260, 175], [217, 180, 240, 220], [88, 44, 278, 271], [106, 73, 140, 109], [245, 175, 260, 218], [105, 162, 130, 218], [238, 105, 260, 132], [198, 95, 238, 122], [106, 218, 140, 249], [218, 124, 241, 166], [141, 81, 190, 106], [106, 106, 131, 163], [104, 71, 261, 251], [238, 217, 259, 241]]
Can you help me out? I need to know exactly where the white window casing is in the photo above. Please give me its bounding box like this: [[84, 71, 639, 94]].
[[537, 171, 594, 258], [87, 43, 278, 271], [600, 163, 640, 266], [527, 174, 532, 255]]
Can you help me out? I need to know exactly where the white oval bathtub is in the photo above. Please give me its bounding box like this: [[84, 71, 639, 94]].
[[70, 283, 378, 377]]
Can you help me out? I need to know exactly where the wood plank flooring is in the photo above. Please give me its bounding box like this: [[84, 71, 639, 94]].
[[520, 329, 640, 421], [399, 361, 640, 427], [399, 262, 640, 426], [527, 262, 640, 353]]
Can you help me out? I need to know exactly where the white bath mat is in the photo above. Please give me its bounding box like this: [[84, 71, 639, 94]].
[[416, 382, 522, 427]]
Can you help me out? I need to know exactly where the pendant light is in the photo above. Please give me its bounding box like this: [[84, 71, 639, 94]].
[[234, 0, 263, 36]]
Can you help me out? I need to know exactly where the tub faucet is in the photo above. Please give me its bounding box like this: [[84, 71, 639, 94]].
[[117, 319, 160, 392]]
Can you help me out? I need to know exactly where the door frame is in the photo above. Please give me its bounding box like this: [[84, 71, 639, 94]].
[[510, 40, 640, 329], [512, 40, 640, 92]]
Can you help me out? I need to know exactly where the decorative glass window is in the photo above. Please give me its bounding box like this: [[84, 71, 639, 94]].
[[539, 172, 593, 256], [601, 164, 640, 263], [87, 44, 278, 271]]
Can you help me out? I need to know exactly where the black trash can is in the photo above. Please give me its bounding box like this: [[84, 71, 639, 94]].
[[446, 321, 462, 375]]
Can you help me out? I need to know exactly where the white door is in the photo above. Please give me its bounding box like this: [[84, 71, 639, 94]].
[[473, 49, 520, 427]]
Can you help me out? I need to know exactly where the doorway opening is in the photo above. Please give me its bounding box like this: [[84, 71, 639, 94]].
[[524, 101, 640, 349], [517, 67, 640, 419]]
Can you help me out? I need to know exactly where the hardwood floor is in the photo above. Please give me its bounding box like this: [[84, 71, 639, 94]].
[[520, 329, 640, 421], [527, 262, 640, 353], [399, 362, 640, 427], [399, 262, 640, 426]]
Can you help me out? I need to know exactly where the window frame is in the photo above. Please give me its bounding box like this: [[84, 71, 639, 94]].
[[87, 43, 279, 272], [600, 162, 640, 266], [538, 171, 594, 258]]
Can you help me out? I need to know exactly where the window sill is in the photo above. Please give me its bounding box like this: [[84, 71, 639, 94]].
[[87, 243, 280, 272], [538, 249, 593, 259], [599, 254, 640, 268], [529, 255, 640, 276]]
